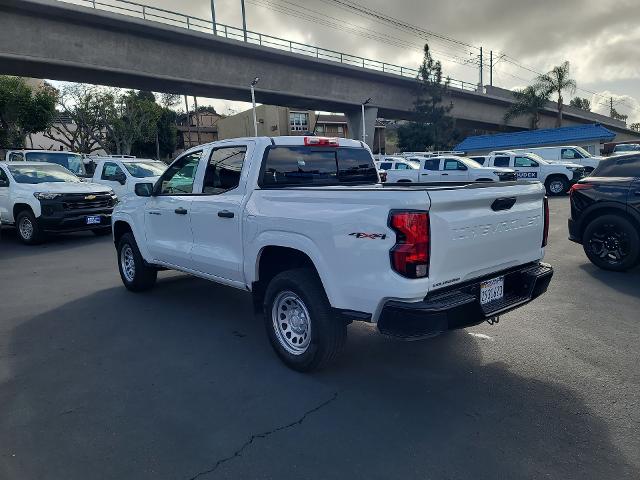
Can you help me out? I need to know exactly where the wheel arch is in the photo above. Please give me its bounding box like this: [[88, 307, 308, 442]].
[[578, 203, 640, 239], [13, 202, 35, 222]]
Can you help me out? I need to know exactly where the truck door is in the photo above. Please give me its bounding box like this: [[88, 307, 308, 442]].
[[419, 158, 441, 181], [513, 155, 540, 180], [0, 167, 10, 223], [99, 162, 127, 198], [440, 158, 469, 182], [143, 151, 199, 268], [189, 144, 251, 284]]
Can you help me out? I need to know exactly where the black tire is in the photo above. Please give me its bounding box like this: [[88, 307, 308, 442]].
[[263, 268, 346, 372], [117, 232, 157, 292], [475, 178, 493, 182], [545, 175, 570, 196], [582, 214, 640, 272], [92, 227, 112, 236], [16, 210, 44, 245]]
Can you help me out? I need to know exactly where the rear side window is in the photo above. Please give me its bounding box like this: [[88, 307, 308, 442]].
[[592, 156, 640, 178], [379, 162, 392, 170], [493, 156, 511, 168], [423, 159, 440, 171], [202, 146, 246, 194], [261, 147, 377, 186], [469, 156, 485, 165]]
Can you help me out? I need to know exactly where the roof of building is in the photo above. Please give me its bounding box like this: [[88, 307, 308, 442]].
[[454, 124, 616, 152]]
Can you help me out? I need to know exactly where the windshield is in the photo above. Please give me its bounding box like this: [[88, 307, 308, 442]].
[[122, 161, 166, 178], [614, 144, 640, 152], [527, 153, 549, 164], [459, 157, 483, 168], [8, 164, 81, 184], [574, 146, 592, 158], [24, 152, 85, 175]]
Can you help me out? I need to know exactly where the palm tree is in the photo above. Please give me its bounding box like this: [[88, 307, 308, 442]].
[[504, 85, 550, 129], [537, 61, 577, 128]]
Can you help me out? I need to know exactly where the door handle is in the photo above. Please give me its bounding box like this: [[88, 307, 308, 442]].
[[148, 211, 161, 216], [441, 173, 449, 176], [218, 210, 234, 218], [174, 207, 188, 215]]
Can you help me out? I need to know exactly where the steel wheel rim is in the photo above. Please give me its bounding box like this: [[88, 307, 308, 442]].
[[588, 223, 630, 265], [19, 217, 33, 240], [549, 180, 564, 194], [121, 245, 136, 282], [272, 290, 311, 355]]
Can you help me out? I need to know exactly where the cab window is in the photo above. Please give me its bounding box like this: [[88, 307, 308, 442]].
[[379, 162, 393, 170], [0, 167, 9, 186], [514, 156, 538, 168], [101, 162, 125, 181], [493, 156, 511, 168], [561, 148, 580, 160], [444, 159, 466, 171], [396, 163, 410, 170], [8, 152, 24, 162], [422, 159, 440, 171], [202, 146, 246, 194], [158, 151, 202, 195]]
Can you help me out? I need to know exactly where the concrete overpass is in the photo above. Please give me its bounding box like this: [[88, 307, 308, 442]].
[[1, 0, 638, 146]]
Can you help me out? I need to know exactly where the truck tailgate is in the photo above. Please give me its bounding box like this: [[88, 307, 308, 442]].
[[426, 182, 545, 290]]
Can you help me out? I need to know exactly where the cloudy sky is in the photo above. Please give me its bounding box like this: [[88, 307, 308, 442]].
[[61, 0, 640, 122]]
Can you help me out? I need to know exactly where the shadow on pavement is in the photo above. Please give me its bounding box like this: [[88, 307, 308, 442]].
[[0, 275, 636, 480], [0, 226, 109, 260], [579, 262, 640, 295]]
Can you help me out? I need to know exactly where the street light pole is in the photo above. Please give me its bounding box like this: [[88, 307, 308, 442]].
[[250, 77, 260, 137], [211, 0, 217, 35], [240, 0, 248, 42], [361, 97, 372, 143]]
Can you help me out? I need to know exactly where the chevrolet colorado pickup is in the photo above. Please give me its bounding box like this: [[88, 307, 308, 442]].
[[0, 162, 116, 244], [112, 136, 553, 371]]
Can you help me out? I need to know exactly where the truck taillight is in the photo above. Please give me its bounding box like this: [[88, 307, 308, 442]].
[[542, 196, 549, 248], [389, 211, 430, 278], [304, 136, 339, 147]]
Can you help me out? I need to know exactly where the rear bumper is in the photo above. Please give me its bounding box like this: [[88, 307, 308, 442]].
[[377, 262, 553, 339]]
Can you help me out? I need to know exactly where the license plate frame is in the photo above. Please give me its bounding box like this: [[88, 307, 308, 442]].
[[480, 276, 504, 305], [85, 215, 101, 225]]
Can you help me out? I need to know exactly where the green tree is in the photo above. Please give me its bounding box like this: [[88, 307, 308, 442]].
[[132, 107, 177, 159], [504, 85, 550, 130], [537, 61, 577, 128], [98, 90, 162, 155], [610, 107, 628, 123], [569, 97, 591, 111], [0, 76, 56, 148], [397, 44, 457, 152]]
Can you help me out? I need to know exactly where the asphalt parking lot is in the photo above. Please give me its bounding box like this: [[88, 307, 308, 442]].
[[0, 197, 638, 480]]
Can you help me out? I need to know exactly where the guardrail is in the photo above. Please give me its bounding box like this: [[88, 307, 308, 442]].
[[63, 0, 478, 92]]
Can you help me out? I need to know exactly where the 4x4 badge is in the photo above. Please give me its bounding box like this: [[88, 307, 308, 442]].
[[349, 232, 387, 240]]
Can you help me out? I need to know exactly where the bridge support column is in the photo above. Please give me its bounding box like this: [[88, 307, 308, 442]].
[[345, 106, 378, 148]]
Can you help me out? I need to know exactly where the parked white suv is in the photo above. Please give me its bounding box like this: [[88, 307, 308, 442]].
[[4, 150, 91, 179], [111, 136, 553, 371], [0, 162, 116, 244], [91, 158, 166, 201], [375, 157, 418, 171], [386, 155, 517, 183]]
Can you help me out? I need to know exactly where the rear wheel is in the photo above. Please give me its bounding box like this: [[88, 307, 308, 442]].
[[583, 214, 640, 271], [263, 268, 346, 372], [545, 176, 570, 196], [16, 210, 44, 245], [117, 232, 157, 291]]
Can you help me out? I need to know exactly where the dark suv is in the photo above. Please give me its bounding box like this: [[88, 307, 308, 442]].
[[568, 154, 640, 271]]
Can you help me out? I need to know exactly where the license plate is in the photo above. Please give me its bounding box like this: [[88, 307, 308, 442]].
[[86, 215, 101, 225], [480, 276, 504, 305]]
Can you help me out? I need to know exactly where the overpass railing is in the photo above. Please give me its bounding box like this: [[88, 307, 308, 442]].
[[64, 0, 478, 92]]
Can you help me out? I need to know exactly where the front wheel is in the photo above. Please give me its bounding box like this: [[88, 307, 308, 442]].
[[263, 268, 346, 372], [16, 210, 44, 245], [545, 176, 570, 196], [583, 214, 640, 271], [117, 232, 157, 291]]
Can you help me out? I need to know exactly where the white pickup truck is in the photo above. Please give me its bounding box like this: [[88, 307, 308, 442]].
[[473, 151, 585, 195], [0, 161, 116, 244], [112, 136, 553, 371], [90, 157, 166, 201], [386, 155, 517, 183]]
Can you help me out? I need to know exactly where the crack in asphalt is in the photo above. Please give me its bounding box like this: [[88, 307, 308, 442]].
[[187, 392, 339, 480]]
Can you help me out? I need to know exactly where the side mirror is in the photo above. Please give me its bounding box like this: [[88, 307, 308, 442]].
[[134, 182, 153, 197], [114, 172, 127, 185]]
